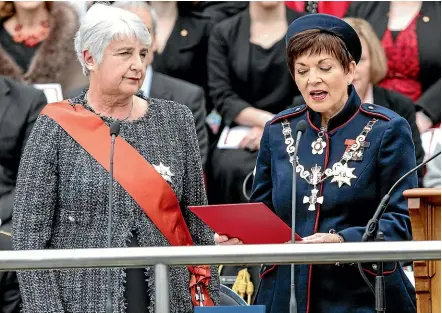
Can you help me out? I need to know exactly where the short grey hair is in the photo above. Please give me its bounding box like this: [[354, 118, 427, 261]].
[[74, 3, 152, 76], [112, 1, 158, 35]]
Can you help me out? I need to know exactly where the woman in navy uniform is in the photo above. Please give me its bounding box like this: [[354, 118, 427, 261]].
[[216, 14, 417, 313]]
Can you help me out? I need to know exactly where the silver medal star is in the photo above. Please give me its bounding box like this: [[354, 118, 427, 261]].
[[153, 162, 175, 183], [331, 163, 357, 188]]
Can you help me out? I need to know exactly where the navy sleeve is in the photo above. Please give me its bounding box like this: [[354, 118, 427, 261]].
[[12, 115, 65, 312], [250, 122, 274, 212], [340, 117, 417, 242]]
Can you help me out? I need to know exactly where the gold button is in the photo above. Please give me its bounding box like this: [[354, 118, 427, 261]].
[[180, 29, 188, 37], [423, 16, 430, 23]]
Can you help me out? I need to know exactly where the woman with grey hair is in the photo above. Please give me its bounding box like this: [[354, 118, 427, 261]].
[[12, 3, 219, 313]]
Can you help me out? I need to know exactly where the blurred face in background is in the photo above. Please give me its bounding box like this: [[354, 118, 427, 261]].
[[257, 1, 282, 9], [125, 6, 156, 65], [13, 1, 45, 11], [352, 37, 371, 100]]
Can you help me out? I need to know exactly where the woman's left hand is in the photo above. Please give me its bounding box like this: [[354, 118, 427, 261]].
[[300, 233, 344, 243], [239, 126, 264, 151], [416, 111, 433, 133]]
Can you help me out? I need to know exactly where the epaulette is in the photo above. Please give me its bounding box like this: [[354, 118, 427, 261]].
[[270, 104, 307, 125], [360, 103, 394, 121]]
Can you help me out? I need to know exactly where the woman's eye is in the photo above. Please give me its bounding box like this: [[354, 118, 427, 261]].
[[320, 67, 331, 72], [120, 52, 130, 55], [297, 70, 308, 75]]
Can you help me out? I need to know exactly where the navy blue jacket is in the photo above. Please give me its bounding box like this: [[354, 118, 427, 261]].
[[251, 86, 417, 313]]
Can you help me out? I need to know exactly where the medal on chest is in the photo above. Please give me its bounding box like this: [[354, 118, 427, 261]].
[[282, 118, 377, 211], [311, 126, 327, 155]]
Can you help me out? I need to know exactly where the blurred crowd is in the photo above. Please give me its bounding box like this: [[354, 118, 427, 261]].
[[0, 1, 440, 311]]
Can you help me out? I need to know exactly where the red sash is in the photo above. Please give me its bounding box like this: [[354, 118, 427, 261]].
[[41, 101, 214, 307]]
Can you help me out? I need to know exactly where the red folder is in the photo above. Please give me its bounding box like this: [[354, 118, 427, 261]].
[[189, 203, 302, 244]]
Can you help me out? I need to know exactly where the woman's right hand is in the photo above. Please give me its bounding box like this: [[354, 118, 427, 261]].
[[214, 233, 243, 245]]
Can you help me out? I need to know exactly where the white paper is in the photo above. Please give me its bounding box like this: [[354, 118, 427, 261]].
[[421, 127, 441, 159], [33, 83, 64, 103], [217, 126, 252, 149], [403, 269, 415, 287]]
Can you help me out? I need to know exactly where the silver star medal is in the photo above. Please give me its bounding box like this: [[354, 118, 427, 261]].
[[303, 165, 324, 211], [331, 163, 357, 187], [153, 162, 175, 183]]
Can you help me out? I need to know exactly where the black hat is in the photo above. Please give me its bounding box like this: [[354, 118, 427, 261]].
[[286, 13, 362, 64]]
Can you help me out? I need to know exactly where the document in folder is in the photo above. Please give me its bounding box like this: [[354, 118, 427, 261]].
[[189, 203, 302, 244]]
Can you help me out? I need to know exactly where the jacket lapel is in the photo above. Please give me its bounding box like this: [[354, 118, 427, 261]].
[[150, 72, 172, 100], [286, 7, 303, 24], [0, 78, 12, 127], [234, 9, 251, 83], [371, 2, 389, 39], [372, 85, 387, 105]]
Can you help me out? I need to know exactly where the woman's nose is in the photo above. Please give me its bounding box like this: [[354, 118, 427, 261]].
[[308, 71, 321, 84]]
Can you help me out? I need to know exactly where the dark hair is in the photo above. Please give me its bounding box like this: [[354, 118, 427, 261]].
[[286, 29, 354, 79], [0, 1, 53, 19]]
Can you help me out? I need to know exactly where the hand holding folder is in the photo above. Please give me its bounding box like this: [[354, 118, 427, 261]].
[[189, 203, 302, 245]]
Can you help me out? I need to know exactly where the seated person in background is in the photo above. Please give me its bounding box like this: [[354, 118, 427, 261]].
[[0, 1, 87, 96], [345, 1, 441, 132], [67, 1, 209, 168], [293, 17, 425, 183], [191, 1, 248, 23], [207, 1, 303, 204], [149, 1, 214, 111], [0, 75, 48, 313]]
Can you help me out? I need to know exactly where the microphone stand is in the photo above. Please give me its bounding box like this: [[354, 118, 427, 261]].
[[106, 120, 121, 313], [290, 120, 307, 313], [360, 151, 441, 313]]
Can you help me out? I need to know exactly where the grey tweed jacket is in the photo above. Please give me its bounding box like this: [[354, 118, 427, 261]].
[[12, 93, 220, 313]]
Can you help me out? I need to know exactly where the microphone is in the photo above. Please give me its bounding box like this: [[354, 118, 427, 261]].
[[290, 120, 307, 313], [359, 150, 441, 313], [106, 120, 121, 313], [362, 150, 441, 242]]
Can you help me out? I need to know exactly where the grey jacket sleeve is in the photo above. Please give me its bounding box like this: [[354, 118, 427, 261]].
[[12, 115, 65, 313], [178, 106, 220, 305]]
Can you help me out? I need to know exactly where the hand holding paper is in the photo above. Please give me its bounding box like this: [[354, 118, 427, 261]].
[[214, 233, 243, 245]]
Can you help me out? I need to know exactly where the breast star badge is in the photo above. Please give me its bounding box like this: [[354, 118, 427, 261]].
[[331, 163, 357, 188], [153, 163, 174, 183]]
